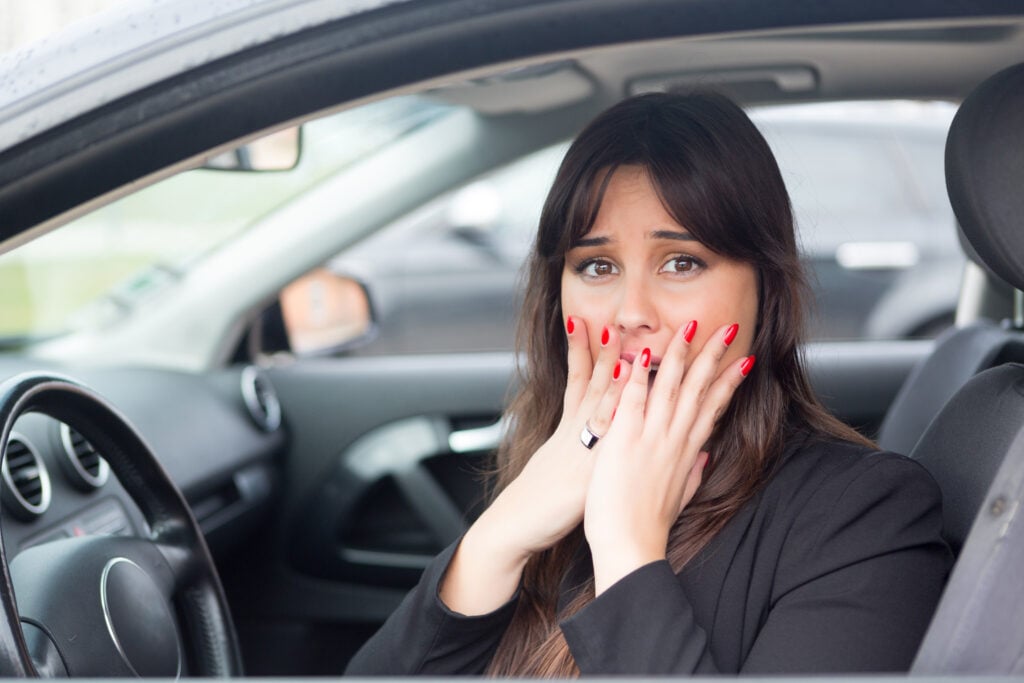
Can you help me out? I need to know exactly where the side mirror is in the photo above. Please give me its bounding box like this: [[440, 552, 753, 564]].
[[203, 127, 301, 172], [278, 268, 373, 355]]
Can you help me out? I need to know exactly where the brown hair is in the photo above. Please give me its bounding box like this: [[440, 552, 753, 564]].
[[485, 91, 872, 677]]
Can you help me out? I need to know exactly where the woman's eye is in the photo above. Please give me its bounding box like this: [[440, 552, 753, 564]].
[[578, 259, 618, 278], [661, 255, 703, 275]]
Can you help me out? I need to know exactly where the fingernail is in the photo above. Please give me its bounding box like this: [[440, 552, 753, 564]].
[[566, 317, 574, 335], [683, 320, 697, 343], [601, 326, 610, 346], [613, 360, 622, 380], [723, 323, 739, 346], [740, 355, 756, 376], [641, 348, 651, 368]]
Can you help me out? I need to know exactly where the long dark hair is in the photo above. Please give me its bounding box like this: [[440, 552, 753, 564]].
[[486, 91, 871, 676]]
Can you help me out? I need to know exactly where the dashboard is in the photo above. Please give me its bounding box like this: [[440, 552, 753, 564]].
[[0, 359, 285, 560]]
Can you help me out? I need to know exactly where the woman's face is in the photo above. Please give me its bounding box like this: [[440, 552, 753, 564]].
[[561, 165, 758, 377]]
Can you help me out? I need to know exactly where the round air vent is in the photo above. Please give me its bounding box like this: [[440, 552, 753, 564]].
[[2, 432, 51, 519], [59, 423, 110, 490], [241, 366, 281, 432]]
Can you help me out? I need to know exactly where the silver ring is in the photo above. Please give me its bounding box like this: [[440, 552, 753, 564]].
[[580, 423, 601, 450]]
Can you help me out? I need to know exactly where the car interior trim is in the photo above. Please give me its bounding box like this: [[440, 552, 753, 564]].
[[1, 432, 52, 519], [57, 423, 111, 490]]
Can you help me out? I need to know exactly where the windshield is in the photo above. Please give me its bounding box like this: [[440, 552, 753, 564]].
[[0, 96, 450, 347]]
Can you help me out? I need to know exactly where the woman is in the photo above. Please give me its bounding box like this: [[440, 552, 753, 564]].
[[346, 91, 951, 676]]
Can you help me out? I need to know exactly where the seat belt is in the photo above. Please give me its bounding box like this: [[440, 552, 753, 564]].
[[912, 435, 1024, 673]]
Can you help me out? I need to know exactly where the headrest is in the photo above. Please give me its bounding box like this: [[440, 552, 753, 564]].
[[946, 62, 1024, 291]]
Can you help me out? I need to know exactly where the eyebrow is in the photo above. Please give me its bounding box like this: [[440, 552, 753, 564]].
[[651, 229, 696, 242], [570, 229, 695, 248], [571, 235, 611, 248]]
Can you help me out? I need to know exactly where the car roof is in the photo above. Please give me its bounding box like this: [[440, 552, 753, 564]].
[[0, 0, 407, 151], [1, 0, 1023, 251]]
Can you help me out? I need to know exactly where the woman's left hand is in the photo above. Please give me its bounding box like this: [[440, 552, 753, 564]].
[[583, 321, 754, 595]]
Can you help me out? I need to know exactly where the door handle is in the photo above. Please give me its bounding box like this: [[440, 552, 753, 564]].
[[448, 417, 506, 454]]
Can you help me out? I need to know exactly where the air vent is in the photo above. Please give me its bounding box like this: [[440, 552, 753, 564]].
[[2, 432, 51, 519], [241, 366, 281, 432], [59, 423, 110, 490]]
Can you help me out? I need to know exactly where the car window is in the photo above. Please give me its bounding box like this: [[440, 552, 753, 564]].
[[0, 96, 451, 346], [327, 100, 962, 355]]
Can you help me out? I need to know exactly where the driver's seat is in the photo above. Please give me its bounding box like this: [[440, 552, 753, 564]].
[[907, 61, 1024, 674]]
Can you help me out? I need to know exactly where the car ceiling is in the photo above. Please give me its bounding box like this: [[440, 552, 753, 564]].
[[0, 0, 1023, 251]]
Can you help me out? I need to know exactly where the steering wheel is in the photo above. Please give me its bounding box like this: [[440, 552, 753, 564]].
[[0, 372, 242, 677]]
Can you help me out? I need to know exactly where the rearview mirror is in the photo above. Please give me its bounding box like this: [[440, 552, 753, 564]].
[[203, 126, 301, 172]]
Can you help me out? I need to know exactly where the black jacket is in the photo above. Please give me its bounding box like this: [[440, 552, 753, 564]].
[[346, 434, 952, 675]]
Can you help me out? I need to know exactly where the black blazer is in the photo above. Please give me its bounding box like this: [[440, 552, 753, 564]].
[[346, 434, 952, 675]]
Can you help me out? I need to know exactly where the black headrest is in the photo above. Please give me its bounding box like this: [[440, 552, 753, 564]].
[[946, 62, 1024, 291]]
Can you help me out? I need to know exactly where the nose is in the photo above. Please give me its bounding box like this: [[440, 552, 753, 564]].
[[614, 274, 659, 335]]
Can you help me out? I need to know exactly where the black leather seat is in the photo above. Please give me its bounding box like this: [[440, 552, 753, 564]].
[[906, 61, 1024, 673], [878, 321, 1024, 462]]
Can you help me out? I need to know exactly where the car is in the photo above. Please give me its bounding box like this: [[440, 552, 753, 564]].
[[0, 0, 1023, 677]]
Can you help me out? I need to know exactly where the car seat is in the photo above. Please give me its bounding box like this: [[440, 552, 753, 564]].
[[904, 61, 1024, 673]]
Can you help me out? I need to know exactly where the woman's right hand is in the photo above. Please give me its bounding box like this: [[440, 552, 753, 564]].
[[486, 316, 629, 556], [439, 316, 628, 614]]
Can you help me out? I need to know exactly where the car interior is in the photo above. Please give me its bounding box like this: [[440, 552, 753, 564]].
[[1, 0, 1024, 677]]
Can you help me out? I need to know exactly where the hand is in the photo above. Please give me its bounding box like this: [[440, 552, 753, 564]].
[[482, 316, 629, 559], [582, 321, 754, 594], [439, 316, 628, 614]]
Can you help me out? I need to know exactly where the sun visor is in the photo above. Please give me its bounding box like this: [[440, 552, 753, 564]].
[[429, 61, 595, 115]]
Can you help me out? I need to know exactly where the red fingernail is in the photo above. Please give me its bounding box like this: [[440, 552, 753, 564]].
[[613, 360, 622, 379], [641, 348, 651, 368], [601, 326, 610, 346], [723, 323, 739, 346], [683, 320, 697, 343], [566, 317, 574, 335], [740, 355, 756, 376]]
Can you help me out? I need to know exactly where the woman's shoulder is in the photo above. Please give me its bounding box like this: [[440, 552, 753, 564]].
[[775, 430, 934, 487], [763, 431, 943, 529], [750, 430, 950, 596]]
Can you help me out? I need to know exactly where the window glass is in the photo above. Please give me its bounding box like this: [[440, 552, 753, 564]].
[[0, 96, 451, 345]]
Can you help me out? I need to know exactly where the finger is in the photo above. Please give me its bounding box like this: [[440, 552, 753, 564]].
[[585, 358, 631, 438], [677, 451, 709, 517], [578, 325, 622, 413], [646, 320, 697, 428], [677, 354, 754, 452], [669, 322, 739, 438], [618, 346, 653, 424], [563, 316, 594, 410]]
